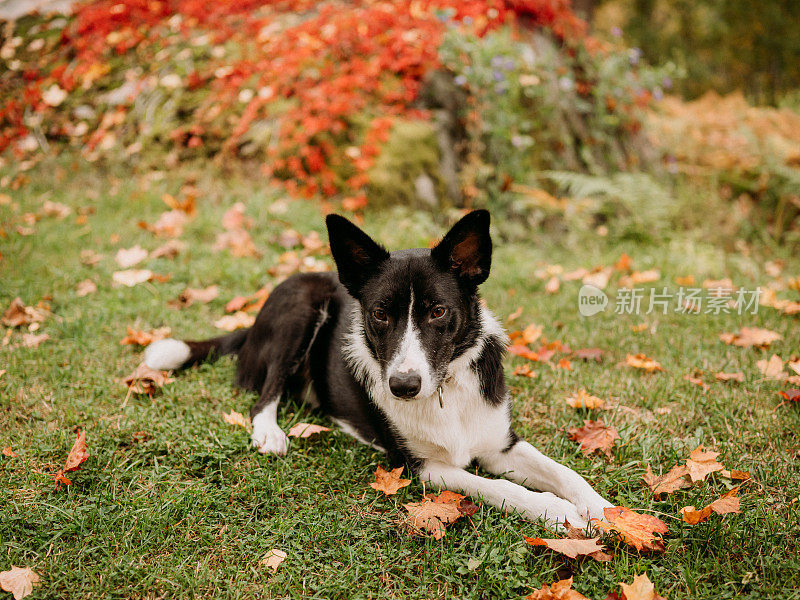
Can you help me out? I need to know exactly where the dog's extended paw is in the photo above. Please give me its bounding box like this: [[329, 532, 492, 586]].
[[251, 424, 289, 455], [575, 494, 615, 525], [531, 493, 588, 532]]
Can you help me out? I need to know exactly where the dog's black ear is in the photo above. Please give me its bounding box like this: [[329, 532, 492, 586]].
[[326, 214, 390, 296], [431, 210, 492, 287]]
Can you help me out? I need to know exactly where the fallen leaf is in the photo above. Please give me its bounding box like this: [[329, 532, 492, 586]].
[[567, 420, 620, 459], [53, 430, 89, 489], [526, 577, 590, 600], [123, 363, 174, 395], [80, 249, 103, 266], [614, 253, 632, 271], [593, 506, 668, 552], [115, 245, 149, 268], [2, 446, 16, 457], [714, 371, 744, 383], [403, 498, 462, 539], [583, 268, 612, 289], [370, 465, 411, 495], [624, 354, 663, 372], [525, 535, 607, 560], [222, 202, 253, 230], [76, 279, 97, 297], [509, 344, 540, 361], [685, 446, 725, 482], [573, 348, 605, 362], [20, 333, 49, 348], [618, 269, 660, 288], [619, 573, 665, 600], [2, 298, 48, 327], [545, 276, 561, 294], [140, 209, 188, 237], [222, 410, 251, 430], [170, 285, 219, 308], [506, 306, 523, 322], [287, 423, 331, 438], [643, 464, 691, 498], [719, 327, 782, 348], [721, 469, 751, 481], [224, 287, 270, 313], [789, 360, 800, 376], [0, 566, 41, 600], [680, 489, 741, 524], [675, 274, 695, 286], [119, 326, 172, 346], [213, 311, 255, 331], [557, 358, 572, 370], [161, 191, 196, 216], [41, 200, 71, 219], [566, 390, 606, 409], [779, 389, 800, 402], [521, 323, 543, 345], [756, 354, 786, 379], [213, 229, 260, 257], [426, 490, 480, 516], [512, 364, 538, 378], [260, 549, 287, 572], [112, 269, 155, 287], [683, 374, 709, 390], [149, 239, 186, 259]]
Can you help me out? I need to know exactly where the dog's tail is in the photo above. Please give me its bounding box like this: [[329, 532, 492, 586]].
[[143, 328, 250, 371]]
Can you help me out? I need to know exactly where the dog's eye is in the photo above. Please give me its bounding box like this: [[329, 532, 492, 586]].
[[372, 308, 388, 322], [430, 306, 446, 319]]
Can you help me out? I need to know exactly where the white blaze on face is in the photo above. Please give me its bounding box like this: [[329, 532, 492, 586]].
[[387, 288, 435, 397]]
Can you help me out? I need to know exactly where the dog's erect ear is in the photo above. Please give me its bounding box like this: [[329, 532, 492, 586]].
[[326, 214, 390, 296], [431, 210, 492, 287]]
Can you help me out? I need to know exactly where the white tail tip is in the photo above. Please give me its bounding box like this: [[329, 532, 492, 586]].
[[144, 339, 191, 370]]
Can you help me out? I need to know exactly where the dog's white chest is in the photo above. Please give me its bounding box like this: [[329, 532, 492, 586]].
[[375, 368, 510, 468]]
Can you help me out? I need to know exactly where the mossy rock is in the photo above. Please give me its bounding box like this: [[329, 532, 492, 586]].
[[367, 119, 445, 209]]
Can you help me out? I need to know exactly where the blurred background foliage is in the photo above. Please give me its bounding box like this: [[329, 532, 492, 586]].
[[0, 0, 798, 246]]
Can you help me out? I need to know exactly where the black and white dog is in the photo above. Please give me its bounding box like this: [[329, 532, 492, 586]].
[[145, 210, 612, 528]]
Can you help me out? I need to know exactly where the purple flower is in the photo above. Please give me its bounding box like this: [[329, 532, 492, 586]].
[[653, 87, 663, 100], [491, 56, 504, 68], [504, 58, 515, 70], [558, 76, 574, 91], [494, 82, 508, 95], [454, 75, 467, 86], [628, 47, 642, 66], [662, 76, 673, 90], [611, 26, 622, 37], [493, 70, 505, 82]]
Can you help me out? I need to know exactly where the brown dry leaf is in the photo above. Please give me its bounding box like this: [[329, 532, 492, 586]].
[[41, 200, 71, 219], [53, 430, 89, 489], [213, 311, 255, 331], [675, 275, 695, 286], [545, 276, 561, 294], [370, 465, 412, 496], [20, 333, 49, 348], [614, 253, 632, 271], [506, 306, 523, 322], [643, 464, 691, 498], [162, 191, 196, 216], [526, 577, 590, 600], [2, 298, 48, 328], [714, 371, 744, 383], [260, 549, 287, 572], [593, 506, 668, 552], [703, 278, 736, 294], [0, 566, 41, 600], [224, 287, 271, 314], [624, 354, 663, 372], [619, 269, 660, 288], [557, 358, 572, 370], [756, 354, 786, 379], [222, 203, 253, 231], [567, 420, 620, 459], [719, 327, 782, 348], [150, 239, 186, 259], [583, 268, 612, 289], [213, 229, 261, 258], [680, 489, 741, 524], [683, 374, 709, 391], [80, 249, 104, 266], [115, 245, 148, 268], [140, 209, 188, 237], [76, 279, 97, 297], [619, 573, 665, 600], [119, 326, 171, 346], [287, 423, 331, 438], [789, 360, 800, 376], [521, 323, 543, 345], [525, 535, 607, 560], [170, 285, 219, 308], [112, 269, 156, 287], [222, 410, 251, 430], [573, 348, 605, 362], [721, 469, 751, 481], [403, 499, 462, 540], [685, 446, 725, 482], [779, 389, 800, 403], [566, 390, 606, 409], [123, 363, 174, 395], [512, 364, 538, 378], [2, 446, 17, 457], [426, 490, 480, 516]]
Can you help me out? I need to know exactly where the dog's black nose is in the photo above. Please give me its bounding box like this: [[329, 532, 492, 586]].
[[389, 371, 422, 398]]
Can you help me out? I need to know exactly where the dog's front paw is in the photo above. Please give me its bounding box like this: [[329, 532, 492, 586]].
[[251, 424, 289, 455], [532, 493, 588, 531], [575, 493, 615, 525]]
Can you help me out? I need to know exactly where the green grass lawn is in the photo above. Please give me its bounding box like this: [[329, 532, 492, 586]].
[[2, 154, 799, 599]]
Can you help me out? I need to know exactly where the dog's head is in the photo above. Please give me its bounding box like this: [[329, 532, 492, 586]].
[[327, 210, 492, 401]]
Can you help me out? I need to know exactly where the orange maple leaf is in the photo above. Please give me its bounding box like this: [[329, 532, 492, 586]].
[[593, 506, 669, 552], [369, 465, 411, 496], [567, 420, 620, 459], [53, 430, 89, 489]]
